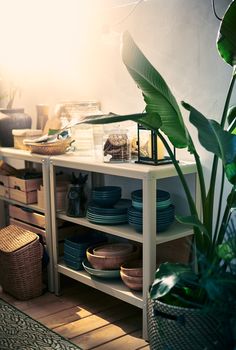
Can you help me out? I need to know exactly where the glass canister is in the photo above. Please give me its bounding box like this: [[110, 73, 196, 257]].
[[57, 101, 102, 157], [103, 128, 131, 163]]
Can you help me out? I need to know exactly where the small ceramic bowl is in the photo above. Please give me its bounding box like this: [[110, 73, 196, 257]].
[[120, 271, 143, 291], [93, 243, 133, 257], [120, 259, 143, 277]]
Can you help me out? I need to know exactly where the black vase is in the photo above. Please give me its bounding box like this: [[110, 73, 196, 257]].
[[0, 108, 32, 147], [66, 184, 87, 218]]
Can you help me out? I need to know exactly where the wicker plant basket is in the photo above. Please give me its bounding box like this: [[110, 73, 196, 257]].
[[28, 138, 73, 155], [147, 296, 226, 350], [0, 225, 43, 300]]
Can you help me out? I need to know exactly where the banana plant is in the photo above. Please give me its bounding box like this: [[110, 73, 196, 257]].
[[76, 2, 236, 278]]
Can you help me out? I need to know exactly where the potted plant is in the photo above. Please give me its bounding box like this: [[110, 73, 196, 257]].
[[75, 1, 236, 348]]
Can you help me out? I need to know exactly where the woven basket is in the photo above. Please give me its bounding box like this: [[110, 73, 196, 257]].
[[147, 296, 226, 350], [28, 138, 73, 155], [0, 225, 43, 300]]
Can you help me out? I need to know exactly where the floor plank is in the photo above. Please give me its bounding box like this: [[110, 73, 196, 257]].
[[54, 303, 138, 339], [91, 330, 148, 350], [0, 281, 150, 350], [72, 314, 142, 350]]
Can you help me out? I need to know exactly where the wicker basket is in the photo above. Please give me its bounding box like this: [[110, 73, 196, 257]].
[[147, 296, 226, 350], [27, 138, 73, 155], [0, 225, 43, 300]]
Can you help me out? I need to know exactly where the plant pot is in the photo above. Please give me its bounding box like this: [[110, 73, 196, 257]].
[[0, 108, 32, 147], [147, 296, 228, 350]]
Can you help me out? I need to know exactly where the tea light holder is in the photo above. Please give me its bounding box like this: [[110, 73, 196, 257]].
[[136, 124, 176, 165]]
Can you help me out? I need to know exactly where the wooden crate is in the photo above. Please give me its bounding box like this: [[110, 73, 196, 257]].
[[156, 235, 193, 266], [37, 183, 68, 210], [37, 188, 67, 210], [0, 185, 9, 198], [9, 204, 46, 229], [0, 174, 10, 187], [9, 176, 42, 192], [9, 188, 38, 204]]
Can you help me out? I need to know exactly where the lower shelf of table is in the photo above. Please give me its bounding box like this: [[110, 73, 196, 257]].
[[57, 262, 143, 309]]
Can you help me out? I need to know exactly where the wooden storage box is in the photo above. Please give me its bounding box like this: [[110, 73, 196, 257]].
[[8, 176, 42, 204], [9, 176, 42, 192], [0, 185, 9, 198], [9, 205, 46, 229], [0, 174, 10, 187], [0, 174, 10, 198], [156, 235, 193, 266], [9, 188, 37, 204], [37, 182, 68, 210]]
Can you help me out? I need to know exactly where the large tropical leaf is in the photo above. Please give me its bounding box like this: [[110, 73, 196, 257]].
[[71, 112, 143, 125], [217, 1, 236, 67], [121, 31, 189, 149], [227, 105, 236, 126], [183, 102, 236, 184], [150, 262, 196, 300], [70, 112, 162, 131]]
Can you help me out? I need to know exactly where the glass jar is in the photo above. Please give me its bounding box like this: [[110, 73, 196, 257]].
[[56, 100, 102, 157], [103, 129, 131, 163]]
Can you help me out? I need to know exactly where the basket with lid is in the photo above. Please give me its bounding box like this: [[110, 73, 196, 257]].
[[0, 225, 43, 300]]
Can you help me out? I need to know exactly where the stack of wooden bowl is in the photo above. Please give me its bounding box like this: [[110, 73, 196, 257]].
[[86, 242, 140, 271], [120, 260, 143, 291]]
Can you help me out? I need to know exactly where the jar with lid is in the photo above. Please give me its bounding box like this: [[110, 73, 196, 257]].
[[103, 128, 131, 163], [57, 100, 102, 157]]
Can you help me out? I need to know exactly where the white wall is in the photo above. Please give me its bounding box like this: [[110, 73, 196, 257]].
[[0, 0, 233, 197]]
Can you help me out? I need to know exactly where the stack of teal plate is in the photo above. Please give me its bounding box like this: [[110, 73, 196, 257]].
[[87, 199, 131, 225], [128, 189, 175, 233], [64, 232, 106, 270], [91, 186, 122, 207]]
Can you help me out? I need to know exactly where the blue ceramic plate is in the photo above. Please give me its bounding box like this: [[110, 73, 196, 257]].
[[131, 189, 170, 202], [82, 259, 121, 279]]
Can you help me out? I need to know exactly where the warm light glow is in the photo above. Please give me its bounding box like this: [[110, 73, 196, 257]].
[[0, 0, 102, 84]]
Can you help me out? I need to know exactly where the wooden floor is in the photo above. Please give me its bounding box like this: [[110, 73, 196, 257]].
[[0, 277, 150, 350]]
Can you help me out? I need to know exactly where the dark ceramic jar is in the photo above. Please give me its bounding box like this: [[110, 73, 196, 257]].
[[0, 108, 32, 147], [66, 184, 87, 218]]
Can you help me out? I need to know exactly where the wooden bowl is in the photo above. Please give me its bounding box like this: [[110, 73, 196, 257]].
[[93, 243, 133, 257], [120, 259, 143, 277], [86, 244, 140, 270], [120, 271, 143, 291]]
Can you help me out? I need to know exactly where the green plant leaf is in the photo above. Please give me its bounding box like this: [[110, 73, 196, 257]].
[[150, 262, 195, 300], [203, 273, 236, 305], [217, 241, 236, 261], [227, 105, 236, 126], [176, 215, 209, 237], [183, 102, 236, 184], [217, 1, 236, 67], [73, 112, 146, 125], [121, 31, 189, 149]]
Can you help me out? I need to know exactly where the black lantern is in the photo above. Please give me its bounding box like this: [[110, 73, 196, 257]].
[[135, 124, 176, 165]]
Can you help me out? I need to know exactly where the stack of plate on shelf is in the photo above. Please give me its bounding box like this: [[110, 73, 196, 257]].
[[64, 232, 106, 270], [91, 186, 122, 207], [87, 186, 131, 225], [128, 189, 175, 233]]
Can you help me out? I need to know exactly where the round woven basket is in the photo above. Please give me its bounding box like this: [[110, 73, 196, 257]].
[[28, 138, 73, 155], [147, 296, 227, 350]]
